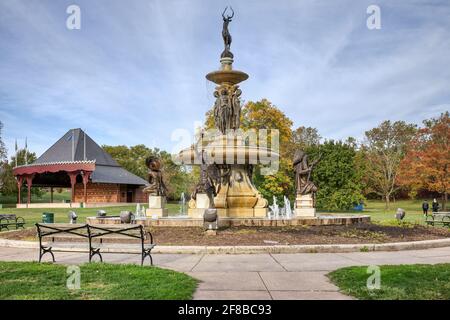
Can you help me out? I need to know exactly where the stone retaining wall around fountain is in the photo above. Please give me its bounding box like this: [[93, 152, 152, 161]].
[[86, 215, 370, 228]]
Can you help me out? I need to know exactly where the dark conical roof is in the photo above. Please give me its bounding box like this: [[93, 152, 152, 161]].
[[34, 128, 119, 166], [33, 129, 147, 186]]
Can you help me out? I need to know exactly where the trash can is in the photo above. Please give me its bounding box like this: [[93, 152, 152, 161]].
[[42, 212, 54, 223]]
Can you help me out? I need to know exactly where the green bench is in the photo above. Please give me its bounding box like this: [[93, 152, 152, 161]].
[[0, 214, 26, 231], [425, 212, 450, 227]]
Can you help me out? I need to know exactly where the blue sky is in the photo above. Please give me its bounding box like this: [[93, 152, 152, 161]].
[[1, 0, 449, 159]]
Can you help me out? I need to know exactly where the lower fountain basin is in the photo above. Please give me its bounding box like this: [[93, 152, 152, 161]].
[[86, 215, 370, 227]]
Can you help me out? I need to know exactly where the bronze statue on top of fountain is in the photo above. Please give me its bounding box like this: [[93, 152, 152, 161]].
[[143, 156, 167, 197], [293, 150, 320, 196], [221, 6, 234, 58]]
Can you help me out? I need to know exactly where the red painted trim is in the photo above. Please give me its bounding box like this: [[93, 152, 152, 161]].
[[13, 162, 95, 176]]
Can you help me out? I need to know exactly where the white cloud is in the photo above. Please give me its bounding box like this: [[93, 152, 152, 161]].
[[0, 0, 449, 158]]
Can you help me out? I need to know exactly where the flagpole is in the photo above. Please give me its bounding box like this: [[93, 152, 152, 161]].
[[15, 139, 18, 167], [25, 137, 28, 165]]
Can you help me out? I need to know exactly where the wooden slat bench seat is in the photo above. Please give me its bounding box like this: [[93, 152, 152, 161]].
[[0, 214, 26, 231], [35, 223, 155, 266]]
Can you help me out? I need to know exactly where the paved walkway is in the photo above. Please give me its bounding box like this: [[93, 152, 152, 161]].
[[1, 246, 450, 300]]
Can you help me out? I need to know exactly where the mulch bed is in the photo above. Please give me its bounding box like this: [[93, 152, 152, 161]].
[[2, 223, 450, 246]]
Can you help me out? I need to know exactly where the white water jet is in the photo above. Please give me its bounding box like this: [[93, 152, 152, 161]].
[[179, 192, 187, 215], [269, 196, 280, 219], [283, 196, 293, 219]]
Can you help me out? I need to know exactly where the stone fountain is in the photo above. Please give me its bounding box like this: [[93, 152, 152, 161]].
[[176, 8, 277, 219], [86, 9, 371, 228]]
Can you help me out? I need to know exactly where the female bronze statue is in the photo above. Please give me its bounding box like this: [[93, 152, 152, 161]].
[[143, 156, 167, 197], [293, 150, 319, 196]]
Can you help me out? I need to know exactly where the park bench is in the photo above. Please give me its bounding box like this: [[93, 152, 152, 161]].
[[87, 224, 155, 266], [35, 223, 89, 263], [35, 223, 155, 266], [0, 214, 26, 231], [425, 212, 450, 227]]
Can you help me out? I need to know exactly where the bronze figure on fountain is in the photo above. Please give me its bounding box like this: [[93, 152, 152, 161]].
[[213, 85, 242, 133], [221, 6, 234, 58], [293, 150, 319, 196], [293, 150, 320, 216], [143, 156, 167, 196]]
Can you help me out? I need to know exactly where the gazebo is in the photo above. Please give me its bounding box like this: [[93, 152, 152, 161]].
[[13, 129, 148, 208]]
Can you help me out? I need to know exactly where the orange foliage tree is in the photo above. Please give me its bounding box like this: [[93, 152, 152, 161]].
[[399, 112, 450, 209]]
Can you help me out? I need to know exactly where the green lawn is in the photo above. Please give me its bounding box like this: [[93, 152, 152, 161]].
[[0, 190, 72, 206], [0, 261, 198, 300], [362, 199, 428, 225], [329, 263, 450, 300], [0, 203, 181, 228]]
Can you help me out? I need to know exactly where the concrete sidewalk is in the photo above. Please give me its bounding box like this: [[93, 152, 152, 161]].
[[1, 246, 450, 300]]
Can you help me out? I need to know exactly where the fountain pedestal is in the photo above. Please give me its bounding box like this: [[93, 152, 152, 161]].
[[188, 193, 210, 218], [294, 194, 316, 217], [146, 195, 168, 218], [178, 31, 274, 220]]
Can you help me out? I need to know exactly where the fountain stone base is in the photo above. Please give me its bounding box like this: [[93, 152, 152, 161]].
[[295, 194, 316, 217], [145, 195, 169, 218], [86, 214, 371, 227]]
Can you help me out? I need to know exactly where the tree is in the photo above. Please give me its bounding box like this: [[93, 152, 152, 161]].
[[307, 140, 365, 210], [102, 145, 196, 201], [362, 120, 417, 208], [240, 100, 294, 203], [253, 158, 295, 205], [0, 121, 7, 192], [291, 126, 321, 150], [399, 112, 449, 209], [0, 121, 6, 163], [241, 99, 293, 157], [1, 149, 42, 200]]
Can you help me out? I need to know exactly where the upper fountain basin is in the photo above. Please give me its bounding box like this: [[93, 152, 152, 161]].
[[174, 134, 279, 166], [206, 70, 249, 85]]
